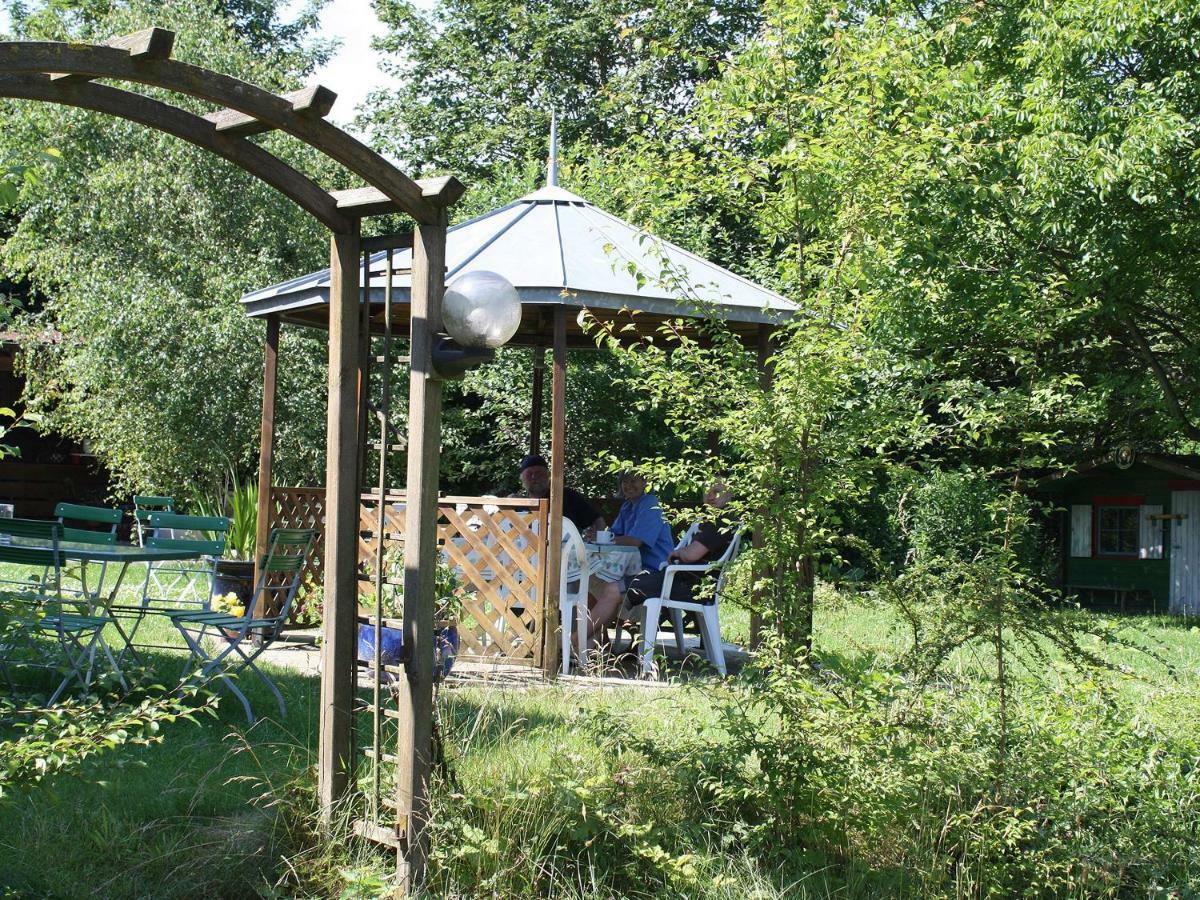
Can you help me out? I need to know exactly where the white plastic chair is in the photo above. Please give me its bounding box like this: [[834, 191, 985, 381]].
[[627, 524, 743, 677], [614, 523, 703, 652], [559, 519, 596, 674]]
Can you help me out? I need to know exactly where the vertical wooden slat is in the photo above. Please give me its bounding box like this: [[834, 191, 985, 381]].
[[530, 346, 545, 456], [543, 308, 567, 677], [370, 247, 397, 818], [534, 497, 549, 653], [253, 314, 279, 615], [319, 224, 362, 816], [396, 209, 448, 891], [750, 324, 774, 651]]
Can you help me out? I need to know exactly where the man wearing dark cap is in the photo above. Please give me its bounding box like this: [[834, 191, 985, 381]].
[[518, 454, 604, 533]]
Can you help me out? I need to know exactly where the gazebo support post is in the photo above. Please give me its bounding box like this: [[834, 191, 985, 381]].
[[530, 346, 545, 455], [253, 313, 279, 614], [543, 308, 567, 677], [396, 209, 449, 891], [319, 224, 363, 815], [750, 324, 775, 651]]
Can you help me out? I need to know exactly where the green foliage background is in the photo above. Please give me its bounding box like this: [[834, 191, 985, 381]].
[[0, 0, 340, 499]]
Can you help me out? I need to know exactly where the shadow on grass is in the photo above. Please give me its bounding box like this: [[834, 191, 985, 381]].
[[438, 688, 574, 747], [0, 645, 322, 899]]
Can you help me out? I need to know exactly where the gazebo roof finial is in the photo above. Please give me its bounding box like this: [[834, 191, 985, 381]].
[[548, 111, 559, 188]]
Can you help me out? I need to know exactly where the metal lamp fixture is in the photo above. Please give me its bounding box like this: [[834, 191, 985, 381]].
[[432, 270, 521, 379], [442, 270, 521, 349]]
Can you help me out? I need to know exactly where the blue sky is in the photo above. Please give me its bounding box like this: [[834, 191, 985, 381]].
[[284, 0, 403, 130]]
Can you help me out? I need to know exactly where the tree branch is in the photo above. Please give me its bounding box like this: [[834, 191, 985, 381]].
[[1120, 314, 1200, 441]]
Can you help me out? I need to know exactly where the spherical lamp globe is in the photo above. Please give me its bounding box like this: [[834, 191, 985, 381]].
[[442, 271, 521, 349]]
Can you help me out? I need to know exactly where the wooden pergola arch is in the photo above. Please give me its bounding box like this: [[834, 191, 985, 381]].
[[0, 27, 450, 888]]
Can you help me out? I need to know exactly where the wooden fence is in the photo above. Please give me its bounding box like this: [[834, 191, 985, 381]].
[[266, 486, 328, 623], [269, 486, 550, 665]]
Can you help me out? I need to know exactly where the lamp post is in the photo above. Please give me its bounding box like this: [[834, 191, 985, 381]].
[[399, 264, 518, 892]]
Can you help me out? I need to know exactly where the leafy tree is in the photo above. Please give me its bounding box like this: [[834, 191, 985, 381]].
[[592, 297, 925, 649], [0, 0, 338, 498], [583, 0, 1200, 649], [363, 0, 763, 181], [441, 346, 681, 498], [588, 0, 1200, 462]]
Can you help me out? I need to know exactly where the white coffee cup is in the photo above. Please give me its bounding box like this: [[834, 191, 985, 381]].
[[595, 529, 613, 544]]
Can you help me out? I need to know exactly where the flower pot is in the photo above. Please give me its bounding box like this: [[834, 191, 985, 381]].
[[211, 558, 255, 608], [357, 623, 406, 674]]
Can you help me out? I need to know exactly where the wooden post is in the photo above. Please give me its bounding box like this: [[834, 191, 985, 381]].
[[253, 314, 279, 615], [542, 308, 567, 677], [396, 208, 448, 892], [319, 224, 362, 815], [750, 324, 774, 651], [530, 346, 545, 456]]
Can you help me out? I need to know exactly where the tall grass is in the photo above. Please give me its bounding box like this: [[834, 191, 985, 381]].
[[3, 594, 1199, 897]]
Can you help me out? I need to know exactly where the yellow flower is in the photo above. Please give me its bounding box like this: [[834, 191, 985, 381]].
[[213, 592, 246, 616]]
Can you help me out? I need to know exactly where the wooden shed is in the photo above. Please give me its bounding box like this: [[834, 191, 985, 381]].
[[1037, 450, 1200, 614]]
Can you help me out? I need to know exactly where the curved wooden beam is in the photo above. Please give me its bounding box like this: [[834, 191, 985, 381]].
[[50, 26, 175, 83], [0, 39, 454, 223], [0, 74, 351, 232]]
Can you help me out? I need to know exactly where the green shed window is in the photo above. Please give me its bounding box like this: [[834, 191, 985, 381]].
[[1096, 506, 1139, 556]]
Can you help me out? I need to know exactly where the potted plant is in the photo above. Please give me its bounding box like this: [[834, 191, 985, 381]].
[[356, 547, 468, 679], [207, 478, 259, 609]]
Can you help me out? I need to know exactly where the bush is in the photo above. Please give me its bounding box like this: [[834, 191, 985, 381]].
[[882, 469, 1052, 578], [616, 653, 1200, 897], [0, 690, 214, 801]]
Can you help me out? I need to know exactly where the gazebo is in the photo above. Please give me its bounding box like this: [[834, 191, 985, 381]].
[[243, 173, 794, 676]]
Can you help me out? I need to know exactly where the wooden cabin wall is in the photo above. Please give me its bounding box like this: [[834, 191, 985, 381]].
[[1058, 463, 1173, 608]]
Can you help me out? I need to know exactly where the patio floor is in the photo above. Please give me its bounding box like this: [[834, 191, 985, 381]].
[[262, 628, 749, 688]]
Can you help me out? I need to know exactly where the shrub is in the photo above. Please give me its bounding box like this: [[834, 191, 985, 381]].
[[617, 654, 1200, 897]]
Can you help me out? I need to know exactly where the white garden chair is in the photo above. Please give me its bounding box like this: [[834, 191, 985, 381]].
[[559, 518, 597, 674], [624, 523, 743, 678]]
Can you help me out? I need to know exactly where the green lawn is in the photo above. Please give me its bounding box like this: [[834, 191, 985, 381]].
[[2, 590, 1198, 897]]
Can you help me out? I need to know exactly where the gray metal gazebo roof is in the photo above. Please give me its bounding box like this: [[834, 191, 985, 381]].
[[242, 184, 794, 346]]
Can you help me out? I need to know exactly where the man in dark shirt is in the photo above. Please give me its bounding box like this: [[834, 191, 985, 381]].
[[625, 480, 736, 606], [518, 454, 604, 533]]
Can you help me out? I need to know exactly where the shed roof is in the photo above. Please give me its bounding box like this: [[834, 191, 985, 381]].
[[1036, 452, 1200, 490], [241, 185, 794, 346]]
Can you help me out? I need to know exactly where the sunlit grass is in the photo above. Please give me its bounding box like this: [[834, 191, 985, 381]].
[[2, 586, 1198, 896]]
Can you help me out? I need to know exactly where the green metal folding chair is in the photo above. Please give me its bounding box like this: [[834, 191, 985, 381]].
[[112, 511, 230, 654], [135, 496, 180, 602], [133, 495, 174, 546], [0, 518, 126, 702], [54, 502, 122, 600], [166, 528, 316, 722]]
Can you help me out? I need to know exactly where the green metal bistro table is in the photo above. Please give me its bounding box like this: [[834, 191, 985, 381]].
[[7, 536, 205, 658]]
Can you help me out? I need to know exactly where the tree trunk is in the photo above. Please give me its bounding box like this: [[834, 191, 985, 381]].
[[780, 555, 815, 656]]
